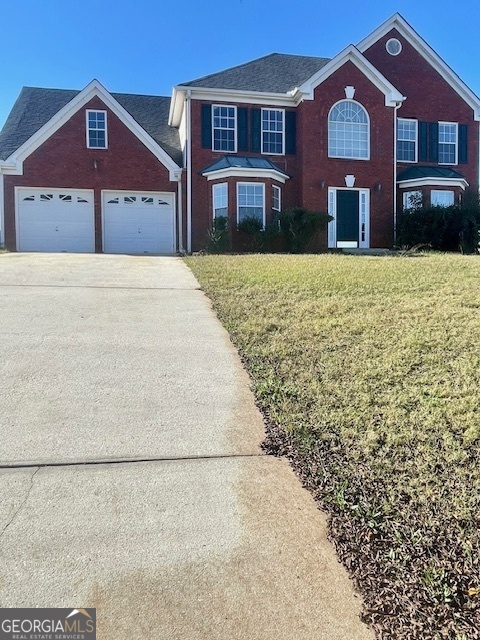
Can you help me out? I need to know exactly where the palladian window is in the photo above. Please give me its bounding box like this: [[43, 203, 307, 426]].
[[328, 100, 369, 159]]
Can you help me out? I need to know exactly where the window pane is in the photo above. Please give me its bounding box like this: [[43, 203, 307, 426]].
[[213, 106, 236, 151], [262, 109, 284, 154], [238, 184, 264, 224], [431, 190, 454, 207], [329, 101, 369, 158]]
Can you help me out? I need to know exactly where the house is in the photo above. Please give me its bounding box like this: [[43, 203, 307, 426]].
[[0, 13, 479, 254]]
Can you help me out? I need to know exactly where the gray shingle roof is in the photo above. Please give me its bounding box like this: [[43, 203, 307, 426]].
[[0, 87, 183, 166], [181, 53, 331, 93], [201, 155, 289, 176]]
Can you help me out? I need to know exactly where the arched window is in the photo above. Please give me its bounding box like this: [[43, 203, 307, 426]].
[[328, 100, 369, 159]]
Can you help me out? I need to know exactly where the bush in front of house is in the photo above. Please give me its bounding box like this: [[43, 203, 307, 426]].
[[237, 215, 280, 253], [396, 191, 480, 254], [278, 207, 333, 253], [205, 215, 229, 253]]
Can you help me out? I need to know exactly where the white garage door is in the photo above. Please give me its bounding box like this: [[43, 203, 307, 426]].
[[16, 188, 95, 253], [103, 191, 175, 254]]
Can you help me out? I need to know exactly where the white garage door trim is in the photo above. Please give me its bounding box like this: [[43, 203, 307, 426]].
[[102, 190, 176, 255], [15, 187, 95, 253]]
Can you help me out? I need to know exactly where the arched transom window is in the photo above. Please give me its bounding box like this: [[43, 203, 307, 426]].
[[328, 100, 369, 159]]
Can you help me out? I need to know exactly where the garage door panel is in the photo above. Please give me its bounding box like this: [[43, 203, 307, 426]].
[[17, 189, 95, 253], [103, 191, 175, 255]]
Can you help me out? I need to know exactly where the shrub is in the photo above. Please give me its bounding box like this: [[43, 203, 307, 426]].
[[278, 207, 333, 253], [205, 216, 229, 254], [396, 191, 480, 254], [237, 215, 280, 252]]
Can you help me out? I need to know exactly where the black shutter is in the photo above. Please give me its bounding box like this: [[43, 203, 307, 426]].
[[429, 122, 439, 162], [201, 104, 212, 149], [419, 122, 428, 162], [251, 109, 261, 153], [459, 124, 468, 164], [237, 107, 248, 152], [285, 111, 297, 155]]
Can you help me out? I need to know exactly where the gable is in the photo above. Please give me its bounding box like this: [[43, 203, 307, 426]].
[[0, 82, 183, 177], [362, 29, 475, 122], [358, 14, 480, 120]]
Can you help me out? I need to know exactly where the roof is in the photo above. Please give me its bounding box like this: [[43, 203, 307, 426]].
[[181, 53, 331, 93], [200, 155, 290, 176], [397, 166, 466, 182], [0, 87, 183, 165]]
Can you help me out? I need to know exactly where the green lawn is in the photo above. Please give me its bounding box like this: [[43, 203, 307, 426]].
[[185, 253, 480, 640]]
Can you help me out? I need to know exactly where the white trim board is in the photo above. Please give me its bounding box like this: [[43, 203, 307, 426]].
[[3, 80, 182, 181], [296, 45, 405, 107], [398, 176, 468, 190], [357, 13, 480, 120], [202, 167, 289, 183]]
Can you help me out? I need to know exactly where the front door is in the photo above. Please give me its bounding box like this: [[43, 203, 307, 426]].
[[336, 190, 359, 247], [328, 188, 370, 249]]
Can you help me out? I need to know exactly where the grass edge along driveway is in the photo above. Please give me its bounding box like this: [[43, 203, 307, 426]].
[[186, 253, 480, 640]]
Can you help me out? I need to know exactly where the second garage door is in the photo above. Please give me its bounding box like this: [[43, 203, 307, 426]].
[[103, 191, 175, 255]]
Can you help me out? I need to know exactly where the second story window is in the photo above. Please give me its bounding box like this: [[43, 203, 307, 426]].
[[397, 119, 417, 162], [438, 122, 457, 164], [213, 105, 236, 152], [262, 109, 284, 154], [328, 100, 369, 159], [86, 110, 107, 149]]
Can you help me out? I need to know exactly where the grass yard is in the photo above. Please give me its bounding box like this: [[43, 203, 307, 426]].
[[185, 253, 480, 640]]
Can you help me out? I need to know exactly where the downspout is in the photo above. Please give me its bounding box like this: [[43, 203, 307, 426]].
[[177, 173, 184, 253], [186, 89, 192, 253], [0, 172, 4, 248], [393, 101, 402, 246]]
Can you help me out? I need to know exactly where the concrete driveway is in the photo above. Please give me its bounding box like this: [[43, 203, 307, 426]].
[[0, 253, 373, 640]]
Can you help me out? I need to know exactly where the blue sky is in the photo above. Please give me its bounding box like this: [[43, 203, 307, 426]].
[[1, 0, 480, 127]]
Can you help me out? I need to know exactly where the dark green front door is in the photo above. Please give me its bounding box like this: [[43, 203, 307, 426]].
[[336, 190, 359, 245]]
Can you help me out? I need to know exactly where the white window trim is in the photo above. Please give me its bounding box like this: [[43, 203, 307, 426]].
[[438, 121, 458, 166], [212, 104, 237, 153], [328, 99, 370, 161], [261, 108, 285, 156], [272, 185, 281, 211], [327, 186, 370, 249], [236, 182, 266, 228], [397, 118, 418, 163], [86, 109, 108, 149], [431, 190, 455, 207], [212, 182, 228, 219]]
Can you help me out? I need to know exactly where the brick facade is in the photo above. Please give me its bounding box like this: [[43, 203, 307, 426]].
[[2, 17, 478, 254], [3, 96, 177, 252]]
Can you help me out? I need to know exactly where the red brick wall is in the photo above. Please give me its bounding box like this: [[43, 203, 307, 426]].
[[189, 99, 299, 251], [363, 28, 479, 191], [4, 96, 179, 252], [297, 60, 396, 248]]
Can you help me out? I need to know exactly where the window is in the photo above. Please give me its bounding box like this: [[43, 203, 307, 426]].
[[397, 119, 417, 162], [328, 100, 369, 159], [213, 183, 228, 218], [262, 109, 284, 155], [403, 190, 422, 210], [438, 123, 457, 164], [431, 190, 454, 207], [237, 183, 265, 225], [272, 185, 281, 211], [86, 110, 107, 149], [213, 105, 236, 152]]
